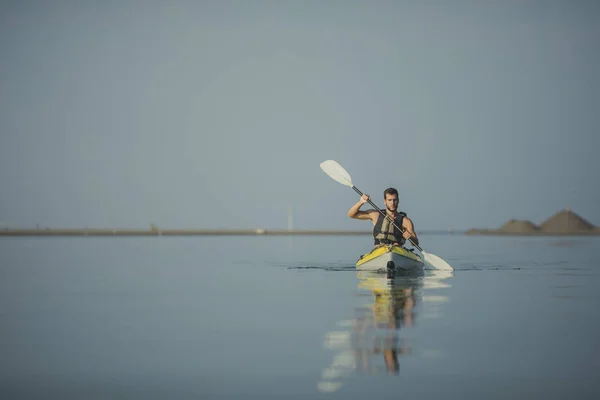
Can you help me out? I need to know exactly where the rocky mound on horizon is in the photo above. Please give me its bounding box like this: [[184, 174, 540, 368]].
[[467, 208, 599, 235], [539, 209, 596, 233], [497, 219, 539, 233]]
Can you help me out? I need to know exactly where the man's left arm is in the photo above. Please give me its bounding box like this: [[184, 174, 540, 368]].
[[402, 217, 419, 246]]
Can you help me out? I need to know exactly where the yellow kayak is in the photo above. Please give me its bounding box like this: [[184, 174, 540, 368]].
[[356, 245, 424, 272]]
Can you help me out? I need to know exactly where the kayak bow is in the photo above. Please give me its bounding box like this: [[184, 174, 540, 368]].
[[356, 245, 425, 272]]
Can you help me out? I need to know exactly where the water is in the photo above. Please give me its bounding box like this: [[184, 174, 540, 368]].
[[1, 234, 599, 399]]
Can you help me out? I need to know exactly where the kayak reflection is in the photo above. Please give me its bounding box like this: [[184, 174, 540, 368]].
[[317, 269, 453, 393]]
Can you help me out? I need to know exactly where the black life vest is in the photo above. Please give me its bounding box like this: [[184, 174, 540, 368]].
[[373, 211, 406, 246]]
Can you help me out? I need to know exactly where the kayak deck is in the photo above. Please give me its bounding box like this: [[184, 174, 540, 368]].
[[356, 245, 424, 272]]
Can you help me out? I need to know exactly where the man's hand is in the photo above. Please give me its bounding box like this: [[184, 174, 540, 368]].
[[348, 194, 374, 220], [402, 217, 419, 246]]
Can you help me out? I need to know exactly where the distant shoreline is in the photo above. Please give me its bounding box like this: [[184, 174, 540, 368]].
[[0, 229, 456, 237], [0, 228, 598, 237]]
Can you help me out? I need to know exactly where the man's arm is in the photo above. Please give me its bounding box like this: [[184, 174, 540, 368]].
[[402, 217, 419, 246], [348, 194, 377, 222]]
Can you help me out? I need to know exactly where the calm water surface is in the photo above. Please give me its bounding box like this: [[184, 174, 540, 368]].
[[1, 234, 599, 399]]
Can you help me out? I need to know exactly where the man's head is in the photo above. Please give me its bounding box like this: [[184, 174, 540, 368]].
[[383, 188, 399, 212]]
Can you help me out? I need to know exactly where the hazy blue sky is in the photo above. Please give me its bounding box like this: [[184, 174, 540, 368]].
[[1, 0, 598, 231]]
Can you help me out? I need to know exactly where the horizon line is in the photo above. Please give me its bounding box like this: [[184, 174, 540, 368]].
[[0, 227, 461, 237]]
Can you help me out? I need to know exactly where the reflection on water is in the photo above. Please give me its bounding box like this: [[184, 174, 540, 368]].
[[318, 269, 453, 393]]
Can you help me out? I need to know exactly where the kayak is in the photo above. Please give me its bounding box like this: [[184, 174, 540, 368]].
[[356, 244, 424, 272]]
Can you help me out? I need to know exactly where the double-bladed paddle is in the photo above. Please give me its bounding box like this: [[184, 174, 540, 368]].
[[320, 160, 454, 271]]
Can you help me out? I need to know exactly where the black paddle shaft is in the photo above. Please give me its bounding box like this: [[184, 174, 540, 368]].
[[352, 186, 423, 252]]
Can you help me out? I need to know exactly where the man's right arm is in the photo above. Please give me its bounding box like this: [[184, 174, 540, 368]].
[[348, 194, 375, 220]]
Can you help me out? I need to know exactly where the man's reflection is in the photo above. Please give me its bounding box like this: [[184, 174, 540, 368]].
[[318, 269, 452, 393], [353, 271, 421, 375]]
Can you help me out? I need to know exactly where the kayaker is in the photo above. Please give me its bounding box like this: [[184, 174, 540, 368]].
[[347, 188, 419, 247]]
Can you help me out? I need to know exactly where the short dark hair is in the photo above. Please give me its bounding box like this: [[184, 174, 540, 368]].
[[383, 188, 398, 198]]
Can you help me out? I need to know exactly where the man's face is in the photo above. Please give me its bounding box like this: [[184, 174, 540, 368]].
[[384, 194, 399, 212]]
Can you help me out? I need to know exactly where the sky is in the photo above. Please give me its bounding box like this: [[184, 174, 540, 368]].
[[1, 0, 599, 231]]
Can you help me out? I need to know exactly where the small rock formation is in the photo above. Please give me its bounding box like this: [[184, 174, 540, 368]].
[[539, 209, 596, 233], [497, 219, 539, 233]]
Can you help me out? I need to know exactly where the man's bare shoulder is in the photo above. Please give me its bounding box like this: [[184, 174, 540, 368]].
[[402, 216, 415, 227]]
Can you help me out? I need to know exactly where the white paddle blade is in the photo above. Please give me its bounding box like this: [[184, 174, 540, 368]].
[[422, 251, 454, 271], [320, 160, 353, 187]]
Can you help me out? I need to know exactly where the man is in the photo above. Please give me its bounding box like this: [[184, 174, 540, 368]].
[[347, 188, 419, 247]]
